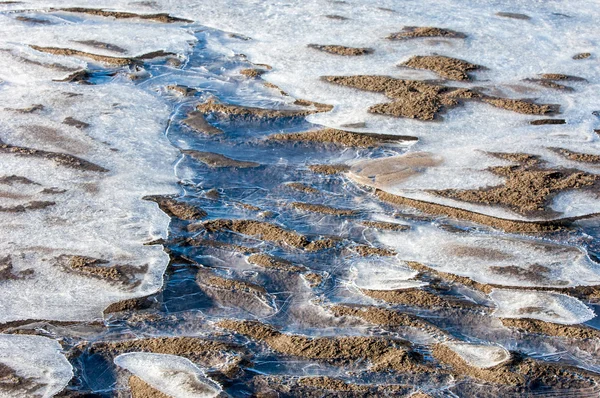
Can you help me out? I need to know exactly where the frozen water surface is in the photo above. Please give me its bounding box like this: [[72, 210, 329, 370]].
[[0, 0, 599, 396]]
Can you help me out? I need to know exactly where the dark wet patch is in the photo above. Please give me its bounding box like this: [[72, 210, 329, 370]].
[[15, 15, 52, 24], [308, 44, 373, 56], [0, 175, 38, 186], [182, 150, 260, 168], [167, 85, 197, 97], [63, 255, 147, 288], [0, 256, 34, 280], [387, 26, 466, 40], [572, 52, 591, 60], [324, 14, 348, 20], [269, 128, 417, 148], [103, 296, 154, 315], [433, 152, 597, 217], [401, 55, 482, 81], [5, 104, 44, 113], [185, 236, 258, 254], [182, 111, 223, 135], [0, 200, 55, 213]]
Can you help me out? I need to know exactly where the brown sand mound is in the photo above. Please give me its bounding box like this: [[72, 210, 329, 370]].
[[285, 182, 320, 194], [401, 55, 482, 81], [350, 245, 396, 256], [323, 75, 479, 120], [90, 336, 239, 366], [482, 97, 557, 115], [199, 219, 308, 248], [308, 164, 350, 175], [128, 376, 169, 398], [496, 12, 531, 20], [530, 119, 566, 125], [182, 150, 259, 168], [0, 142, 107, 172], [269, 128, 417, 147], [143, 195, 207, 220], [551, 147, 600, 163], [303, 272, 323, 287], [573, 52, 591, 60], [500, 318, 600, 339], [330, 304, 443, 334], [361, 220, 410, 231], [291, 202, 356, 216], [361, 288, 465, 308], [240, 68, 265, 78], [375, 189, 584, 233], [199, 273, 267, 295], [387, 26, 466, 40], [197, 99, 322, 119], [292, 99, 334, 112], [308, 44, 373, 56], [434, 152, 597, 216], [103, 296, 153, 315], [528, 79, 573, 91], [58, 7, 192, 23], [74, 40, 127, 54], [350, 152, 442, 188], [541, 73, 585, 81], [182, 111, 223, 135], [30, 45, 134, 65], [217, 320, 424, 372], [248, 253, 307, 272]]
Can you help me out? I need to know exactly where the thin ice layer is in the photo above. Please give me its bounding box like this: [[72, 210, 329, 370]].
[[490, 289, 595, 325], [349, 257, 426, 290], [115, 352, 222, 398], [377, 225, 600, 288], [0, 334, 73, 398], [445, 342, 510, 369]]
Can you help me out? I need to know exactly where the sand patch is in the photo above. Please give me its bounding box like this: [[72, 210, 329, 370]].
[[361, 288, 464, 308], [481, 97, 557, 115], [199, 219, 311, 248], [530, 119, 565, 125], [323, 75, 480, 120], [103, 296, 154, 315], [551, 147, 600, 163], [292, 99, 334, 112], [217, 320, 424, 372], [167, 85, 198, 97], [182, 150, 259, 168], [0, 175, 37, 186], [0, 200, 55, 213], [129, 375, 169, 398], [182, 111, 223, 135], [350, 245, 396, 257], [361, 220, 410, 231], [62, 117, 90, 129], [303, 272, 323, 287], [197, 99, 322, 120], [240, 68, 265, 78], [387, 26, 466, 40], [269, 128, 416, 148], [284, 182, 320, 194], [30, 45, 134, 66], [433, 152, 597, 216], [0, 256, 33, 280], [185, 237, 258, 254], [324, 14, 348, 20], [5, 104, 44, 113], [308, 164, 350, 175], [573, 52, 591, 60], [500, 318, 600, 339], [401, 55, 482, 81], [64, 255, 146, 287], [308, 44, 373, 56], [248, 253, 307, 272], [0, 141, 108, 172], [73, 40, 127, 54], [57, 7, 192, 23], [143, 195, 207, 220], [291, 202, 356, 216], [496, 12, 531, 20]]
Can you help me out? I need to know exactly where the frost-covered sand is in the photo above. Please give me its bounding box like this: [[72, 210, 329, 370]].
[[1, 1, 600, 397]]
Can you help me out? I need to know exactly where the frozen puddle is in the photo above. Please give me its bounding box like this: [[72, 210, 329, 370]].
[[0, 0, 600, 397]]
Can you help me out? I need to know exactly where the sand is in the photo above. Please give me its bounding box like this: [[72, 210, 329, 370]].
[[128, 376, 170, 398], [248, 253, 307, 272], [500, 318, 600, 339], [308, 164, 350, 175], [361, 221, 410, 231], [291, 202, 357, 216], [30, 45, 134, 65], [285, 182, 320, 194], [58, 7, 192, 23], [387, 26, 466, 40], [361, 288, 463, 308], [573, 52, 591, 60], [350, 244, 396, 256], [182, 111, 223, 135], [0, 142, 108, 172], [401, 55, 482, 81], [240, 68, 265, 78], [308, 44, 373, 56], [496, 12, 531, 20], [481, 97, 557, 115], [182, 150, 260, 168], [143, 195, 207, 220], [62, 117, 90, 129], [551, 147, 600, 163], [530, 119, 566, 125], [197, 99, 322, 119], [74, 40, 127, 54], [269, 128, 417, 147]]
